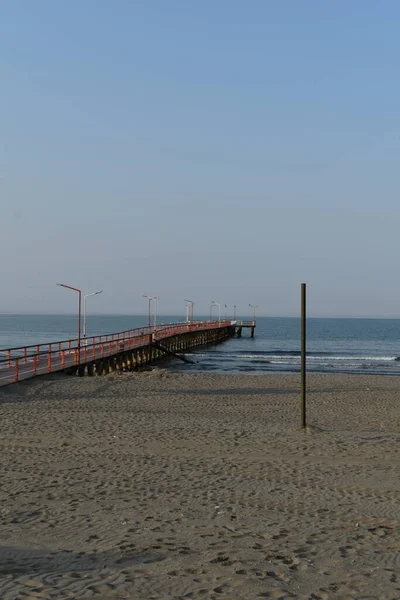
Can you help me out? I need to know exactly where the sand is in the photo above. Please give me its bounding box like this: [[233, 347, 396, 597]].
[[1, 370, 400, 600]]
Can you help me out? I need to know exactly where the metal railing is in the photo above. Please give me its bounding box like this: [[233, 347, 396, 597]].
[[0, 320, 233, 386]]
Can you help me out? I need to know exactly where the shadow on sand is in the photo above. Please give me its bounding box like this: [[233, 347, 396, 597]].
[[0, 545, 166, 576], [0, 375, 118, 404]]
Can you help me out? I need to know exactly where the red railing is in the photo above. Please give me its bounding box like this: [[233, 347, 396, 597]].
[[0, 320, 233, 386]]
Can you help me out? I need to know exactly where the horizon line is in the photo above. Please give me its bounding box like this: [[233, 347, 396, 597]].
[[1, 312, 400, 320]]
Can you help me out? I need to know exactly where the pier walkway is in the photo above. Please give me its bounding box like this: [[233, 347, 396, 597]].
[[0, 320, 247, 388], [235, 320, 256, 338]]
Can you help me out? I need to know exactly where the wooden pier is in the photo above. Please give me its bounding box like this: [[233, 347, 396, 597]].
[[0, 320, 242, 388]]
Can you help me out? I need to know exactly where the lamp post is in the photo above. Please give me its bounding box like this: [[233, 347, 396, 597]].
[[143, 295, 155, 328], [153, 296, 159, 331], [211, 301, 220, 323], [249, 303, 258, 322], [185, 302, 190, 323], [224, 304, 228, 319], [143, 295, 159, 330], [83, 291, 102, 341], [184, 299, 195, 323], [233, 305, 236, 320], [57, 283, 82, 361]]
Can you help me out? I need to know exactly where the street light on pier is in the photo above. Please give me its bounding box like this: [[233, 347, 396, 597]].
[[211, 301, 221, 323], [142, 295, 159, 330], [184, 299, 195, 323], [153, 297, 159, 330], [143, 295, 154, 328], [249, 303, 258, 322], [56, 283, 82, 359], [83, 291, 102, 340]]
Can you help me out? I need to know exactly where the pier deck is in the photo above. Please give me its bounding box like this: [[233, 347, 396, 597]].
[[0, 320, 242, 387], [235, 320, 256, 337]]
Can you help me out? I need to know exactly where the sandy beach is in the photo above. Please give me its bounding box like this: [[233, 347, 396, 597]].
[[1, 371, 400, 599]]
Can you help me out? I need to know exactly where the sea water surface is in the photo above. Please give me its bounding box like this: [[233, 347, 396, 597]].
[[182, 317, 400, 376], [1, 315, 400, 376]]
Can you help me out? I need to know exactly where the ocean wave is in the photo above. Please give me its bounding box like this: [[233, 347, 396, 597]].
[[193, 353, 399, 362]]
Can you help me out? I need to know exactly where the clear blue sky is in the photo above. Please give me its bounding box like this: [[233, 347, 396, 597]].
[[1, 1, 400, 317]]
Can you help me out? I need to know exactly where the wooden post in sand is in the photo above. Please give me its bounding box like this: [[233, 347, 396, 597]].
[[301, 283, 307, 428]]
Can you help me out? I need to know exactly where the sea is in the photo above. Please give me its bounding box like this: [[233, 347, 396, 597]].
[[1, 315, 400, 376]]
